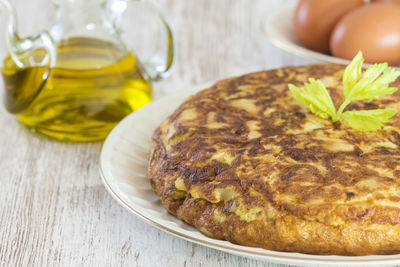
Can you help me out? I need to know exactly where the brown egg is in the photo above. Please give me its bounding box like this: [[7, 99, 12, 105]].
[[330, 3, 400, 65], [371, 0, 400, 4], [293, 0, 364, 53]]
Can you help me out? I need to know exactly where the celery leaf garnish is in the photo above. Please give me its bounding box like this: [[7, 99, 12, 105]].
[[288, 51, 400, 131], [288, 78, 337, 120], [342, 109, 397, 131]]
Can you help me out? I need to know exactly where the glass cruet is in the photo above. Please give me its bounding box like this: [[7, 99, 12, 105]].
[[0, 0, 174, 142]]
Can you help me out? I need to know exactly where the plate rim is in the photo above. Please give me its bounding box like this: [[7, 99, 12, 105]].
[[99, 83, 400, 266]]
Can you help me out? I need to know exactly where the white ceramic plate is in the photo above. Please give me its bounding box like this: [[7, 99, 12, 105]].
[[264, 5, 400, 69], [100, 83, 400, 266], [264, 5, 353, 66]]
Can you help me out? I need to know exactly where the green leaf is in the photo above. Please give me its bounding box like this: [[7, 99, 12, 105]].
[[343, 51, 363, 97], [344, 61, 400, 102], [288, 52, 399, 131], [342, 109, 397, 131], [288, 78, 337, 120]]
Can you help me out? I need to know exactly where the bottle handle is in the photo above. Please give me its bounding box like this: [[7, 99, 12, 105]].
[[117, 0, 174, 81], [0, 0, 56, 69], [10, 31, 56, 69], [0, 0, 56, 113]]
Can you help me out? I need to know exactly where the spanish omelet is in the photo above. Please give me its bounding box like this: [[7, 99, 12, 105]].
[[147, 64, 400, 255]]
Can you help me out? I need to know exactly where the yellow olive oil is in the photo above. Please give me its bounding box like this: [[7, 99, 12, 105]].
[[1, 37, 152, 142]]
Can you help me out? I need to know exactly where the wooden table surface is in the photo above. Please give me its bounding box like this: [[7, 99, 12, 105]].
[[0, 0, 320, 266]]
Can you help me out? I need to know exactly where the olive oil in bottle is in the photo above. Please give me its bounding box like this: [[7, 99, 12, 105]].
[[1, 37, 153, 142]]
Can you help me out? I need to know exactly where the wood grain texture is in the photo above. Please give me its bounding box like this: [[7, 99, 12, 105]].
[[0, 0, 321, 266]]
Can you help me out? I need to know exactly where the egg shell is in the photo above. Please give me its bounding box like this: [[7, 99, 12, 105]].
[[371, 0, 400, 4], [293, 0, 364, 54], [330, 3, 400, 65]]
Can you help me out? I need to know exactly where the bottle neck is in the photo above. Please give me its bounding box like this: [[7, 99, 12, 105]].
[[59, 2, 106, 27], [52, 0, 111, 40], [49, 0, 126, 55]]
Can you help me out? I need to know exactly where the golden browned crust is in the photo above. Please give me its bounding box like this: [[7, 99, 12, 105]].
[[147, 64, 400, 255]]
